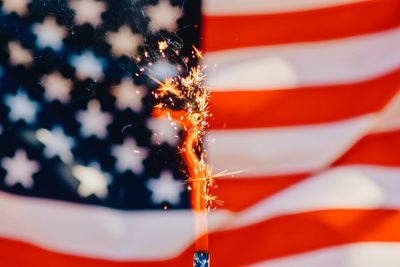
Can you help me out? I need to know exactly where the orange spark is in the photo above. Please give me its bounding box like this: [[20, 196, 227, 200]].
[[158, 41, 168, 51], [192, 45, 203, 59]]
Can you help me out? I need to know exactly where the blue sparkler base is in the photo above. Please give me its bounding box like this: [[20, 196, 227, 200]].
[[193, 251, 210, 267]]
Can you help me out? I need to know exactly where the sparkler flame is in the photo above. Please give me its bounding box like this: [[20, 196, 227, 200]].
[[152, 65, 219, 251]]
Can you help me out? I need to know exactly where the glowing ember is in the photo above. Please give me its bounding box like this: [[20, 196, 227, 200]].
[[192, 45, 203, 59], [158, 41, 168, 51]]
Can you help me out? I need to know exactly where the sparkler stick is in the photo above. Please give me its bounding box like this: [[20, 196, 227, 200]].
[[152, 66, 217, 266]]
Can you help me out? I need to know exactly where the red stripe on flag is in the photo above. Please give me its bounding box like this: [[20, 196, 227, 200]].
[[0, 237, 191, 267], [216, 173, 308, 211], [202, 0, 400, 52], [218, 129, 400, 212], [209, 209, 400, 266], [1, 209, 400, 266], [202, 0, 400, 51], [210, 69, 400, 129], [334, 129, 400, 167]]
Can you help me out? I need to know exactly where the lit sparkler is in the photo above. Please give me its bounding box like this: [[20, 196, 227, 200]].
[[152, 62, 217, 265]]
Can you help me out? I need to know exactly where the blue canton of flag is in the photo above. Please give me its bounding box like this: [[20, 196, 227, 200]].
[[0, 0, 200, 211]]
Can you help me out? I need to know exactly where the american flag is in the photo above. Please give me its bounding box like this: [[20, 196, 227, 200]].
[[1, 0, 400, 266]]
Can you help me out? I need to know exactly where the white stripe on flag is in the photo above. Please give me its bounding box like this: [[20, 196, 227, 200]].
[[207, 115, 376, 177], [204, 27, 400, 91], [1, 165, 400, 260], [0, 191, 231, 260], [250, 242, 400, 267], [228, 165, 400, 229], [372, 92, 400, 134], [203, 0, 365, 15]]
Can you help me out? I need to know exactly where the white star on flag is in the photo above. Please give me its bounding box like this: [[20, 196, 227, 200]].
[[69, 0, 107, 27], [111, 77, 145, 112], [1, 0, 30, 17], [106, 25, 142, 57], [111, 138, 148, 175], [69, 50, 106, 81], [147, 116, 180, 146], [32, 17, 68, 51], [72, 162, 111, 199], [148, 59, 179, 80], [145, 0, 182, 32], [1, 149, 40, 189], [76, 100, 112, 139], [4, 90, 39, 124], [36, 126, 76, 163], [41, 72, 73, 103], [147, 170, 184, 205], [8, 41, 33, 67]]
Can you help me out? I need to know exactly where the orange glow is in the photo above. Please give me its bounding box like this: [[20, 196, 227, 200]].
[[151, 66, 218, 251]]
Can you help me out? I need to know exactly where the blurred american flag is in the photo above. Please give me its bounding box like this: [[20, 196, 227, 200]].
[[1, 0, 400, 266]]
